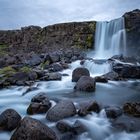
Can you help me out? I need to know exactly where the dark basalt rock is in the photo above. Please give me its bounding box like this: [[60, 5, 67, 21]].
[[10, 117, 58, 140], [123, 102, 140, 117], [42, 72, 62, 81], [49, 63, 64, 72], [72, 67, 90, 82], [78, 100, 100, 116], [74, 76, 96, 92], [113, 64, 140, 79], [95, 76, 108, 83], [27, 92, 51, 115], [102, 71, 121, 81], [56, 121, 72, 133], [0, 109, 21, 131], [46, 100, 76, 122], [105, 106, 123, 119]]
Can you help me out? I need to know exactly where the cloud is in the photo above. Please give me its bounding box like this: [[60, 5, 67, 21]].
[[0, 0, 139, 29]]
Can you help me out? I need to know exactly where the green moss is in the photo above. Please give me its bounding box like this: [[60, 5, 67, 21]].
[[88, 22, 96, 32], [40, 60, 50, 69], [20, 66, 32, 73], [86, 34, 93, 48], [0, 66, 16, 76]]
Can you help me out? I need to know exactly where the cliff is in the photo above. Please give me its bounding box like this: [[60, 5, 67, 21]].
[[0, 9, 139, 56], [0, 22, 96, 55], [123, 9, 140, 55]]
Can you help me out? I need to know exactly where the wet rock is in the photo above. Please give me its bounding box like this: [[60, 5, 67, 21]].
[[56, 121, 72, 133], [105, 106, 123, 119], [0, 109, 21, 131], [123, 102, 140, 117], [27, 93, 51, 115], [74, 76, 96, 92], [78, 101, 100, 116], [43, 73, 62, 81], [46, 100, 76, 121], [49, 63, 63, 72], [95, 76, 108, 83], [72, 67, 90, 82], [72, 120, 87, 134], [113, 64, 140, 79], [10, 117, 58, 140], [102, 71, 120, 81], [22, 87, 39, 96], [59, 132, 75, 140]]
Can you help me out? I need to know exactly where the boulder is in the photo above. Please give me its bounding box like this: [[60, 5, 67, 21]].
[[113, 64, 140, 79], [74, 76, 96, 92], [27, 93, 51, 115], [25, 54, 42, 66], [102, 71, 120, 81], [78, 101, 100, 116], [46, 100, 76, 121], [105, 106, 123, 119], [10, 117, 58, 140], [0, 109, 21, 131], [95, 76, 108, 83], [43, 73, 62, 81], [49, 63, 63, 72], [123, 102, 140, 117], [56, 121, 72, 133], [72, 67, 90, 82], [49, 53, 60, 63]]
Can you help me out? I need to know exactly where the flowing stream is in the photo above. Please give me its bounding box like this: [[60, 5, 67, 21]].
[[0, 17, 140, 140]]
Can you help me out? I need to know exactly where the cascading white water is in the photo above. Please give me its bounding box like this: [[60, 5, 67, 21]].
[[94, 17, 126, 59]]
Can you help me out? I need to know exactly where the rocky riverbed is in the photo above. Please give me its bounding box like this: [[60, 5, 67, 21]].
[[0, 9, 140, 140]]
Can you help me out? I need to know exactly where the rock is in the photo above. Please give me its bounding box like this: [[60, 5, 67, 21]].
[[74, 76, 96, 92], [27, 93, 51, 115], [43, 73, 62, 81], [49, 63, 63, 72], [59, 132, 75, 140], [56, 121, 72, 133], [105, 106, 123, 119], [0, 109, 21, 131], [78, 101, 100, 116], [72, 120, 87, 134], [22, 87, 39, 96], [49, 53, 60, 63], [113, 64, 140, 79], [95, 76, 108, 83], [25, 54, 42, 66], [123, 102, 140, 117], [28, 71, 38, 80], [10, 117, 58, 140], [12, 72, 29, 83], [46, 100, 76, 121], [102, 71, 120, 81], [72, 67, 90, 82]]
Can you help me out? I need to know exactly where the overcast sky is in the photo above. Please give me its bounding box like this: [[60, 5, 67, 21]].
[[0, 0, 139, 29]]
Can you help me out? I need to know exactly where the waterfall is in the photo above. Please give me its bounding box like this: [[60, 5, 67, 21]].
[[94, 17, 126, 59]]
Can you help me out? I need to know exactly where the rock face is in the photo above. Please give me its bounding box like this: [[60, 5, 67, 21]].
[[0, 22, 96, 55], [46, 100, 76, 121], [0, 109, 21, 131], [123, 9, 140, 56], [10, 117, 58, 140], [74, 76, 96, 92], [72, 67, 90, 82]]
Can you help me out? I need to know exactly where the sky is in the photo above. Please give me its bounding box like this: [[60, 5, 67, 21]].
[[0, 0, 140, 30]]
